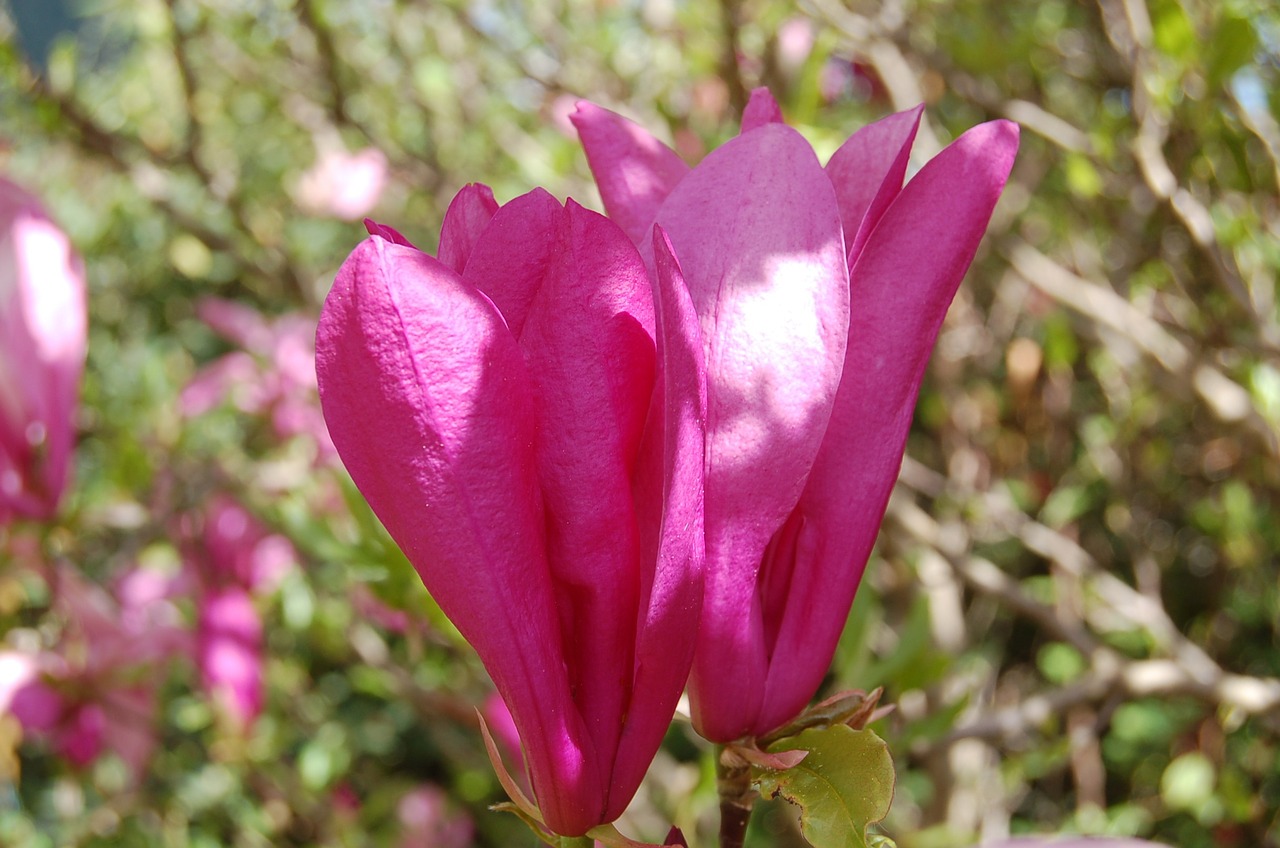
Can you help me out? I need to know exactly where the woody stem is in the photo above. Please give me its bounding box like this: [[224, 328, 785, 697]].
[[716, 745, 757, 848]]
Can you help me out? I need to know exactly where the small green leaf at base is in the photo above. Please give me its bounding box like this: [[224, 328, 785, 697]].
[[755, 725, 895, 848]]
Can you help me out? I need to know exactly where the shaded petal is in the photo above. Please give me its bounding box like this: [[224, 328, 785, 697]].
[[516, 200, 655, 784], [657, 125, 849, 742], [462, 188, 563, 338], [607, 227, 706, 816], [571, 101, 690, 248], [363, 218, 418, 248], [740, 87, 784, 133], [436, 183, 499, 274], [757, 120, 1020, 733], [316, 237, 601, 835], [825, 104, 923, 267]]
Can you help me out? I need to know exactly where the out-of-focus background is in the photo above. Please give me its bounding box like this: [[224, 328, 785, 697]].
[[0, 1, 1277, 846]]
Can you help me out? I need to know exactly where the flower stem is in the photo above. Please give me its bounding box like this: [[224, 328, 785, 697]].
[[716, 745, 757, 848]]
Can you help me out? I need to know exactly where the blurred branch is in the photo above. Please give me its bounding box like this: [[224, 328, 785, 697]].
[[937, 655, 1280, 746], [1097, 0, 1270, 340], [888, 490, 1280, 750], [292, 1, 443, 197], [1229, 89, 1280, 193], [718, 0, 750, 115], [1005, 240, 1279, 456], [295, 0, 353, 129], [20, 58, 309, 304]]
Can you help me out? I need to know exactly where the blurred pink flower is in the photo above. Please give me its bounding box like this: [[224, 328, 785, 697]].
[[775, 17, 815, 76], [183, 496, 295, 728], [182, 297, 334, 456], [0, 568, 185, 778], [296, 146, 388, 220], [197, 586, 263, 728], [350, 584, 412, 635], [0, 177, 87, 522], [396, 785, 474, 848], [193, 495, 295, 593]]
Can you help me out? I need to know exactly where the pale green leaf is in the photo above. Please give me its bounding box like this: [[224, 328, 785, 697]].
[[756, 726, 895, 848]]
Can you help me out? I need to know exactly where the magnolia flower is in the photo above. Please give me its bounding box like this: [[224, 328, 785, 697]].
[[0, 568, 186, 779], [573, 88, 1019, 741], [0, 177, 87, 521], [316, 184, 706, 836]]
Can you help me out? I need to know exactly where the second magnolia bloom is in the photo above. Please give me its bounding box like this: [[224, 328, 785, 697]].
[[573, 89, 1019, 741]]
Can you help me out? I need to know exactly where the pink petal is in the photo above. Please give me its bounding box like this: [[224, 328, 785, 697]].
[[653, 125, 849, 742], [606, 227, 706, 818], [57, 702, 106, 766], [363, 218, 417, 248], [570, 101, 690, 248], [508, 199, 655, 781], [740, 87, 784, 133], [2, 657, 59, 731], [460, 188, 564, 338], [436, 183, 499, 274], [757, 120, 1020, 733], [825, 104, 924, 267], [316, 236, 600, 835]]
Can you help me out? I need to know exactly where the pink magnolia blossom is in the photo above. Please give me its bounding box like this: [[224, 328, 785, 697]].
[[0, 177, 87, 521], [0, 568, 185, 778], [316, 184, 707, 836], [573, 88, 1019, 741]]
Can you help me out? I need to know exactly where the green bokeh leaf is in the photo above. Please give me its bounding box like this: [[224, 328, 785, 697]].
[[757, 726, 895, 848]]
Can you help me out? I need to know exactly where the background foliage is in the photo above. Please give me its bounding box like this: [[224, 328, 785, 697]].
[[0, 0, 1277, 846]]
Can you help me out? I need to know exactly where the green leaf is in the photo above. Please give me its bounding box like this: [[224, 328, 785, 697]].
[[1208, 12, 1258, 86], [1151, 0, 1196, 62], [1064, 153, 1104, 199], [1160, 751, 1216, 813], [756, 726, 895, 848]]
